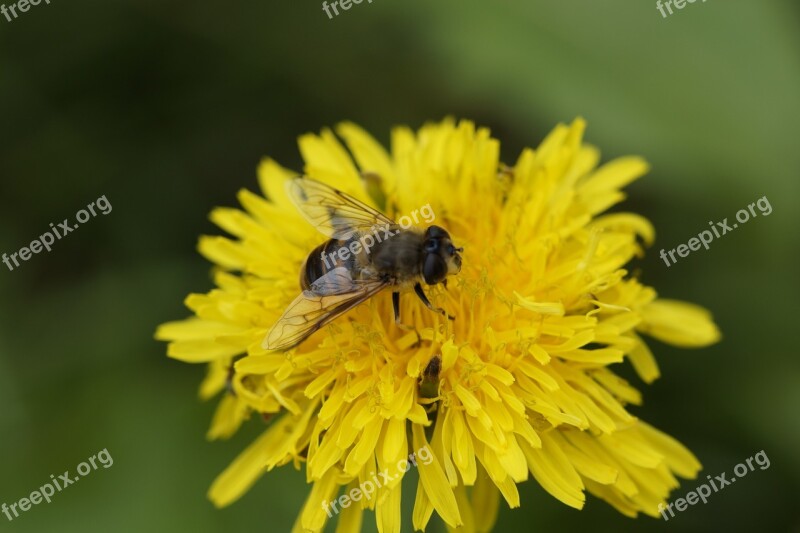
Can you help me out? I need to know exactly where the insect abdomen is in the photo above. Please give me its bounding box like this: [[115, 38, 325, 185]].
[[300, 239, 357, 290]]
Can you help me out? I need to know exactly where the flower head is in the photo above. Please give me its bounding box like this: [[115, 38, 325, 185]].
[[156, 118, 720, 532]]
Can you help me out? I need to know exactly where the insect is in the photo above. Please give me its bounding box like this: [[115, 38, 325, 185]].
[[262, 177, 463, 351], [419, 354, 442, 401]]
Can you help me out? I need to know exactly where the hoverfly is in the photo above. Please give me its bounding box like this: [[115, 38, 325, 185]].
[[262, 177, 463, 351]]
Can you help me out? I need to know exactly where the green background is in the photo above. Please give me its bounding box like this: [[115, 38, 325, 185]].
[[1, 1, 798, 531]]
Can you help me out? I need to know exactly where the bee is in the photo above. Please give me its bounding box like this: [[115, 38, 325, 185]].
[[262, 177, 464, 351]]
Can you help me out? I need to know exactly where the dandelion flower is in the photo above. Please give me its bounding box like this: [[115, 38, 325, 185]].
[[156, 118, 720, 532]]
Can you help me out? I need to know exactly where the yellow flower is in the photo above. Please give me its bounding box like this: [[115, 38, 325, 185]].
[[155, 118, 720, 532]]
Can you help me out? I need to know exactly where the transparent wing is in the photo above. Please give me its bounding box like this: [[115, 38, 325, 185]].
[[286, 177, 396, 239], [263, 267, 388, 351]]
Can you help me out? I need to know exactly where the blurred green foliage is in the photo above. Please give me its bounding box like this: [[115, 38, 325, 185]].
[[1, 1, 798, 532]]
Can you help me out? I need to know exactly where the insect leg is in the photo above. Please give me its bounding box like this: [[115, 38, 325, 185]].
[[414, 283, 455, 320], [393, 291, 421, 346], [392, 291, 401, 323]]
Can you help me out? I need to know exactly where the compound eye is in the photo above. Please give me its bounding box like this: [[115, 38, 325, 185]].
[[424, 240, 438, 253], [423, 253, 447, 285]]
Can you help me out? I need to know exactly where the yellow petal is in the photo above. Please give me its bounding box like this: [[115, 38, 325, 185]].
[[167, 339, 243, 363], [638, 421, 701, 479], [298, 129, 363, 197], [411, 474, 435, 532], [520, 433, 585, 510], [300, 469, 340, 532], [155, 318, 242, 341], [591, 212, 655, 247], [206, 393, 249, 440], [412, 424, 462, 527], [627, 333, 661, 383], [638, 299, 721, 347], [336, 122, 397, 192], [197, 235, 246, 270], [470, 466, 501, 533], [335, 481, 365, 533], [208, 416, 292, 507], [551, 431, 618, 485], [198, 358, 229, 400], [578, 156, 649, 196], [375, 483, 401, 533]]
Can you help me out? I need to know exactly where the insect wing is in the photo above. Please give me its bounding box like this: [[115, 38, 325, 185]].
[[286, 177, 396, 240], [263, 267, 387, 351]]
